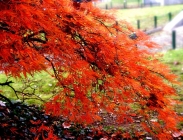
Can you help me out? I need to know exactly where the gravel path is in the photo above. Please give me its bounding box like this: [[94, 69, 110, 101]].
[[150, 26, 183, 53]]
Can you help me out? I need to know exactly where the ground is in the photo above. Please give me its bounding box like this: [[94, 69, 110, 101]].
[[150, 26, 183, 52]]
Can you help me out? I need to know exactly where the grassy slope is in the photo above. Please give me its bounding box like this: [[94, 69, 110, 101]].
[[115, 5, 183, 21], [161, 49, 183, 84], [0, 72, 59, 105], [113, 5, 183, 29], [161, 49, 183, 113]]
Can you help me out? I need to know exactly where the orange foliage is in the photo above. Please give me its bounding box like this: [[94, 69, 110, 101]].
[[0, 0, 182, 139]]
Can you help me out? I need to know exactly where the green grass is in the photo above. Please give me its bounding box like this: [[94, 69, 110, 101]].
[[96, 3, 183, 30], [162, 49, 183, 63], [115, 5, 183, 22], [161, 48, 183, 79], [114, 5, 183, 29], [112, 0, 142, 5], [161, 49, 183, 113], [0, 71, 60, 105], [112, 0, 141, 3], [96, 0, 142, 7]]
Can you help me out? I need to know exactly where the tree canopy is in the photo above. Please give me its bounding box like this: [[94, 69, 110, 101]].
[[0, 0, 182, 139]]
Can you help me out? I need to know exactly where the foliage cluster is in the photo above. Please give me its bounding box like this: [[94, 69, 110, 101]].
[[0, 0, 182, 139]]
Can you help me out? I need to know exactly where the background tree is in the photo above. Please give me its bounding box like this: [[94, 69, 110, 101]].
[[0, 0, 182, 139]]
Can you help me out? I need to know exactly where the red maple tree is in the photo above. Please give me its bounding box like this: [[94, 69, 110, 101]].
[[0, 0, 182, 139]]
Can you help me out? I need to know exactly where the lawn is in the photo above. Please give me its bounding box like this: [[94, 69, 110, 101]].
[[161, 49, 183, 88], [113, 4, 183, 30], [0, 71, 60, 105], [96, 0, 142, 9], [96, 3, 183, 30], [160, 49, 183, 113], [114, 5, 183, 21]]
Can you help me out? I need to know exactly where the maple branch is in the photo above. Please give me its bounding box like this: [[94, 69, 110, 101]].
[[44, 57, 59, 80], [73, 33, 105, 72], [20, 78, 53, 103], [0, 79, 15, 106], [43, 56, 79, 96], [0, 22, 15, 33], [0, 78, 47, 104], [94, 18, 113, 35], [0, 81, 13, 86], [27, 38, 47, 44], [0, 93, 13, 107], [74, 33, 88, 46], [0, 80, 19, 99], [149, 69, 170, 81]]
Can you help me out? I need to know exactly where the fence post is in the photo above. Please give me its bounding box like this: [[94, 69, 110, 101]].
[[123, 0, 127, 9], [154, 16, 157, 28], [137, 20, 140, 29], [150, 2, 153, 7], [172, 30, 176, 49], [110, 2, 112, 9], [105, 4, 108, 9], [138, 0, 140, 7], [142, 3, 144, 8], [168, 12, 172, 21]]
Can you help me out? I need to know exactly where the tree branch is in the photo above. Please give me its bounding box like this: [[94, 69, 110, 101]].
[[0, 93, 13, 107], [0, 81, 13, 86]]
